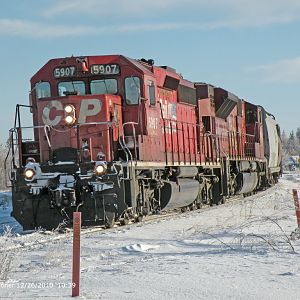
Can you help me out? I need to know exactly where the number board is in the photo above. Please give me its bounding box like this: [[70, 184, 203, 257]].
[[54, 66, 76, 78], [91, 64, 120, 75]]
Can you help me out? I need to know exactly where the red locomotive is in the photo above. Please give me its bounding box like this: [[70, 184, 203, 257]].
[[6, 55, 282, 230]]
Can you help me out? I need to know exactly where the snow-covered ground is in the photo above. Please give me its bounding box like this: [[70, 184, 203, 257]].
[[0, 173, 300, 300]]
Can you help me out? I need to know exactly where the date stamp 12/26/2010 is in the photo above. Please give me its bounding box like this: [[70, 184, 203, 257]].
[[0, 282, 76, 289]]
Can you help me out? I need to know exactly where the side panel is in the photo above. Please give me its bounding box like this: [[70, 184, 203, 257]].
[[265, 114, 280, 169]]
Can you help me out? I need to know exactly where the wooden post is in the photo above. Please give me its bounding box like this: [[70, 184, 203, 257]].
[[72, 212, 81, 297], [292, 189, 300, 229]]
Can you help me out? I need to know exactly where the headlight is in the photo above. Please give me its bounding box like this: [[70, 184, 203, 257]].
[[95, 164, 107, 176], [64, 104, 76, 125], [64, 104, 75, 114], [65, 115, 76, 125], [24, 168, 35, 180]]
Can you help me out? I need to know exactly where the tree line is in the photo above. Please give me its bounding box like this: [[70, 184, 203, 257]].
[[281, 127, 300, 160]]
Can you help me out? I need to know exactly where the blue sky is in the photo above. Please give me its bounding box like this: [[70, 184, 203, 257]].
[[0, 0, 299, 142]]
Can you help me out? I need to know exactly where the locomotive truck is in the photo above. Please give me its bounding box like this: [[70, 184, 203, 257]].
[[5, 55, 282, 230]]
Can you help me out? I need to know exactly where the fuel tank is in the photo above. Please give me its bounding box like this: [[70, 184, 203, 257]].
[[158, 179, 200, 210]]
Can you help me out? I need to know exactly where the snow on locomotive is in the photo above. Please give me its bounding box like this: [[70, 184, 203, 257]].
[[6, 55, 282, 230]]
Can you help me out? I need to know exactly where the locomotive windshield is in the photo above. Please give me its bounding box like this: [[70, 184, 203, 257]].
[[90, 79, 117, 95], [58, 81, 85, 96]]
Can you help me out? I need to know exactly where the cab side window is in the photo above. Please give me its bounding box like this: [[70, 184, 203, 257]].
[[125, 77, 140, 105], [148, 80, 156, 106]]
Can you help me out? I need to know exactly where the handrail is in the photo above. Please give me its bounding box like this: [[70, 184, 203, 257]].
[[10, 111, 259, 173], [44, 125, 52, 149], [10, 121, 117, 131], [9, 120, 118, 169], [4, 130, 14, 187], [160, 117, 258, 165], [122, 122, 138, 165], [120, 122, 138, 180], [219, 131, 230, 159], [13, 104, 32, 129], [118, 127, 129, 163]]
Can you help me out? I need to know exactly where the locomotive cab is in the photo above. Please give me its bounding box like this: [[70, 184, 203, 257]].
[[9, 55, 149, 229]]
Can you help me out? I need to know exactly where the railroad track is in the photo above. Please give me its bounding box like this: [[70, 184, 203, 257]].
[[0, 186, 276, 253]]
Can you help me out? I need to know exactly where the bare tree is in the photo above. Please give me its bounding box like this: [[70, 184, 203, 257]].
[[0, 144, 8, 190], [281, 130, 289, 161], [286, 131, 298, 156], [296, 127, 300, 146]]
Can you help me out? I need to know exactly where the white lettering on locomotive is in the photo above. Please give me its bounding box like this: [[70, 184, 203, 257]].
[[159, 98, 177, 133], [148, 116, 159, 130], [147, 115, 159, 135], [42, 99, 102, 125], [42, 100, 63, 126], [78, 99, 102, 123], [159, 99, 177, 121]]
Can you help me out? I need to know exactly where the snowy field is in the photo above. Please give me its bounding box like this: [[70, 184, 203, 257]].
[[0, 173, 300, 300]]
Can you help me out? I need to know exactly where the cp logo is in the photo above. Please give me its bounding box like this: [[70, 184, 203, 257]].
[[42, 99, 102, 126]]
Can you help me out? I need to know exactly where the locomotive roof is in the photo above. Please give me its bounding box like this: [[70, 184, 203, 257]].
[[31, 54, 188, 84], [31, 54, 255, 106], [125, 56, 155, 76]]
